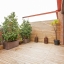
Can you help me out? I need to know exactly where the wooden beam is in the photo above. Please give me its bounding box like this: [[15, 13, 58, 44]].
[[57, 0, 62, 11], [61, 0, 64, 14], [22, 10, 59, 18]]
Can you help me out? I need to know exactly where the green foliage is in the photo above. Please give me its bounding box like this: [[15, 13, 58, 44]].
[[2, 32, 17, 42], [51, 19, 59, 26], [19, 38, 22, 41], [51, 19, 59, 40], [2, 12, 19, 42], [20, 20, 32, 39]]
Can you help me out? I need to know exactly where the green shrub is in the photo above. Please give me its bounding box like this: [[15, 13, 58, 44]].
[[20, 20, 32, 39], [3, 32, 17, 42], [2, 12, 19, 42]]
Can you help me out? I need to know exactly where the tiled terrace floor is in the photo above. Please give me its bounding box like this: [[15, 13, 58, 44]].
[[0, 42, 64, 64]]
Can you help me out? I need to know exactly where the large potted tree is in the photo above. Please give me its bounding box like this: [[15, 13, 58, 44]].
[[20, 20, 32, 43], [2, 12, 19, 50], [51, 19, 60, 45]]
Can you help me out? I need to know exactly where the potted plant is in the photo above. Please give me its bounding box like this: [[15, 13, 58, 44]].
[[20, 20, 32, 43], [51, 19, 60, 45], [0, 25, 3, 50], [2, 12, 19, 49]]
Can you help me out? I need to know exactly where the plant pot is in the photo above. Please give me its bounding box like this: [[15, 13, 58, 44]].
[[54, 40, 60, 45], [3, 40, 19, 50]]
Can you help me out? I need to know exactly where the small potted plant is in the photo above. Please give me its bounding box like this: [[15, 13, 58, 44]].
[[2, 12, 19, 49], [51, 19, 60, 45], [20, 20, 32, 43]]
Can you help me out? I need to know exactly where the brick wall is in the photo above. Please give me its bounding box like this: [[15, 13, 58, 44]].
[[58, 11, 64, 45], [30, 20, 60, 43]]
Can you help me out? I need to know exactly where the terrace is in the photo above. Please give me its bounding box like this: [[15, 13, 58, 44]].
[[0, 0, 64, 64], [0, 43, 64, 64]]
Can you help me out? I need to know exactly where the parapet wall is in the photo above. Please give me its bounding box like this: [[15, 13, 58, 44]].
[[30, 20, 60, 43]]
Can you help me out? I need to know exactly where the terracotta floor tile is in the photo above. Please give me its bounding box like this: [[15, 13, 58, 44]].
[[0, 42, 64, 64]]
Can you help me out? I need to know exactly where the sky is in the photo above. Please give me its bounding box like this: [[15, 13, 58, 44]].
[[0, 0, 57, 25]]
